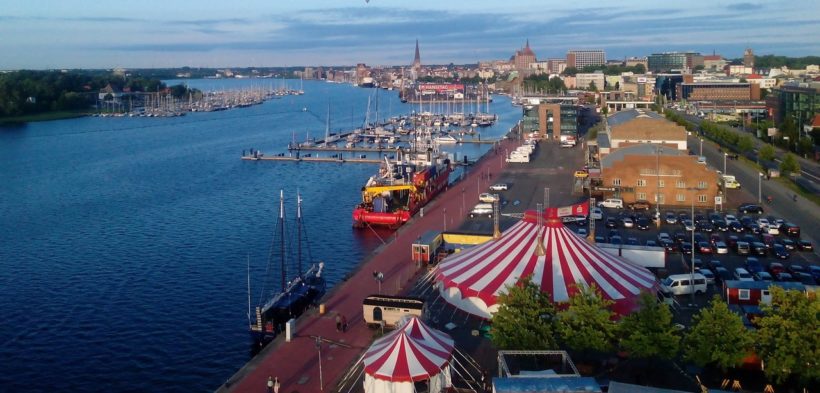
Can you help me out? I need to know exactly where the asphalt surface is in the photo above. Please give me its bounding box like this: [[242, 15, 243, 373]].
[[692, 132, 820, 251], [671, 109, 820, 186]]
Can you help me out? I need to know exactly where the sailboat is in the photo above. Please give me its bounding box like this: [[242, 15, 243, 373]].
[[249, 191, 326, 346]]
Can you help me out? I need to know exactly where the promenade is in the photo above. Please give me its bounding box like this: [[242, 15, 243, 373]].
[[218, 137, 520, 393]]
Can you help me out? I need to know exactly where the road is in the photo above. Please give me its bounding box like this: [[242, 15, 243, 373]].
[[693, 133, 820, 252], [672, 109, 820, 187]]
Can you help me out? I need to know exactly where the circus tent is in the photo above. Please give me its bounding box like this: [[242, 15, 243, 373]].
[[435, 210, 658, 319], [363, 317, 454, 393]]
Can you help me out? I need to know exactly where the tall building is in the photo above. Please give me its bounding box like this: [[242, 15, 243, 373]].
[[412, 39, 421, 71], [743, 48, 755, 69], [511, 39, 537, 74], [647, 52, 704, 72], [566, 49, 606, 69]]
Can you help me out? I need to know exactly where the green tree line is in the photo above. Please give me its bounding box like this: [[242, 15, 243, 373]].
[[748, 55, 820, 70], [491, 278, 818, 389], [0, 70, 167, 118], [561, 63, 646, 77]]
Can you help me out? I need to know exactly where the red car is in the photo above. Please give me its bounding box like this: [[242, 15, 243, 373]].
[[697, 241, 713, 254], [768, 262, 785, 275]]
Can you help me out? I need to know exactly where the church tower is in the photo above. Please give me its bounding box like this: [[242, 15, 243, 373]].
[[412, 39, 421, 71]]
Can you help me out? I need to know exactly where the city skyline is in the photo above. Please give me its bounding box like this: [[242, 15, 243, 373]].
[[1, 0, 818, 69]]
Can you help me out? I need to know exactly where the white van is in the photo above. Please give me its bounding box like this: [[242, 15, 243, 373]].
[[660, 273, 707, 296], [721, 175, 741, 189], [598, 198, 623, 209], [469, 203, 493, 218]]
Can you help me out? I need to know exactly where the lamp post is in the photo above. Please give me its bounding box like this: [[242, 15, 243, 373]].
[[699, 138, 703, 156], [315, 336, 324, 391], [758, 172, 763, 204], [461, 188, 465, 216], [687, 187, 700, 306], [656, 146, 662, 222]]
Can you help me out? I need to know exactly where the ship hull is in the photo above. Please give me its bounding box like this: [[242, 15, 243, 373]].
[[352, 166, 452, 229], [250, 271, 326, 347]]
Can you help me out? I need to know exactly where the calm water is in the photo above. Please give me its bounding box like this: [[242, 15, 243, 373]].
[[0, 80, 519, 392]]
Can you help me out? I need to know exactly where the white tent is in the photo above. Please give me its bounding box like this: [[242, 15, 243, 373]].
[[363, 317, 454, 393], [436, 211, 658, 319]]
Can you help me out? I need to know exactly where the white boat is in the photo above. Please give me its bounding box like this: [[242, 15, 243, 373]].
[[434, 135, 458, 144]]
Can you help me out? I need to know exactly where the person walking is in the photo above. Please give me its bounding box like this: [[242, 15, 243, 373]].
[[273, 377, 281, 393], [341, 315, 348, 333], [267, 376, 274, 393], [335, 314, 342, 332]]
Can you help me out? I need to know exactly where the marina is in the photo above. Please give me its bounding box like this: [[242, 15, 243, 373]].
[[0, 79, 522, 393]]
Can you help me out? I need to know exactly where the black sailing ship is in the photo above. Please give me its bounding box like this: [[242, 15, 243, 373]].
[[249, 191, 326, 347]]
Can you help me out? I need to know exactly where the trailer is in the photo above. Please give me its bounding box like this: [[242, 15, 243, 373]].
[[362, 295, 425, 328], [411, 230, 443, 266]]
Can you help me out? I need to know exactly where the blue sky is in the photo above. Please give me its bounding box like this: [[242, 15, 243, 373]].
[[1, 0, 818, 69]]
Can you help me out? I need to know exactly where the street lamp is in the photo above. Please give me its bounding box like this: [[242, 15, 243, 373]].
[[699, 138, 703, 156], [655, 146, 662, 221], [315, 336, 324, 391], [758, 172, 763, 204], [443, 207, 447, 231], [686, 187, 702, 307]]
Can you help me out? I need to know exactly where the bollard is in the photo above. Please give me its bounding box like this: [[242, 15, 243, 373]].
[[319, 304, 326, 315]]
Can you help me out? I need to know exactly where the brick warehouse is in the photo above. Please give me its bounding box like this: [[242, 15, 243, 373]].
[[600, 144, 720, 208]]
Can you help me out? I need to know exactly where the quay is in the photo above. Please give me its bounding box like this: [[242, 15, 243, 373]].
[[288, 139, 500, 153], [240, 156, 382, 164], [219, 134, 520, 393]]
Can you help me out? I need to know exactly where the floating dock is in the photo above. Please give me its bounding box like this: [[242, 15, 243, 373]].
[[240, 156, 381, 164]]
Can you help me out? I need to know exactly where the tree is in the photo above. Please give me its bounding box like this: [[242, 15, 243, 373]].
[[684, 296, 753, 370], [490, 275, 558, 350], [797, 137, 814, 156], [557, 284, 617, 354], [588, 81, 598, 92], [561, 67, 579, 77], [759, 144, 776, 162], [618, 292, 680, 359], [755, 287, 820, 386], [779, 153, 801, 175], [737, 135, 755, 154]]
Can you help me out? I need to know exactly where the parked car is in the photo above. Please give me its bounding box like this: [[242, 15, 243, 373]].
[[591, 207, 603, 220], [595, 235, 606, 243], [780, 239, 796, 251], [680, 242, 693, 254], [674, 231, 687, 243], [779, 222, 800, 237], [697, 241, 713, 254], [726, 235, 739, 250], [469, 203, 493, 218], [708, 260, 724, 270], [809, 265, 820, 281], [645, 240, 658, 247], [768, 262, 785, 276], [774, 272, 794, 282], [577, 228, 588, 237], [478, 193, 500, 203], [658, 232, 672, 243], [573, 170, 589, 179], [697, 268, 716, 285], [629, 200, 651, 211], [662, 240, 677, 253], [798, 239, 813, 251], [738, 203, 764, 214], [489, 183, 508, 191], [665, 212, 678, 224], [605, 217, 618, 228], [714, 241, 729, 254], [621, 217, 634, 228], [626, 237, 640, 246], [794, 272, 816, 285], [598, 198, 624, 209], [751, 242, 767, 256], [772, 244, 790, 260], [736, 241, 751, 255], [754, 271, 773, 282], [610, 236, 623, 245], [714, 267, 733, 284], [661, 273, 708, 296], [734, 267, 754, 282], [636, 217, 650, 230], [745, 257, 763, 273], [728, 221, 744, 233], [787, 264, 807, 276]]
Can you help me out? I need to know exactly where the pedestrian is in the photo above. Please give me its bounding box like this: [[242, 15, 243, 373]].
[[335, 314, 342, 331], [273, 377, 280, 393], [267, 376, 273, 393], [341, 315, 348, 333]]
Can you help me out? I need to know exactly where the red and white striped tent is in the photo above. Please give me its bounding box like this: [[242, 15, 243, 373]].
[[363, 317, 454, 393], [436, 211, 658, 319]]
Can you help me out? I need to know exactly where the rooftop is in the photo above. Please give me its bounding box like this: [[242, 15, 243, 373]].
[[607, 109, 664, 127], [601, 143, 684, 169]]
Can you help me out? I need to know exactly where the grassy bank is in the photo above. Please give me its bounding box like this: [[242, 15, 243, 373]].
[[0, 110, 89, 125]]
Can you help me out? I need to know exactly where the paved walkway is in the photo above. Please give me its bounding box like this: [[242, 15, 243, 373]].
[[218, 137, 520, 393]]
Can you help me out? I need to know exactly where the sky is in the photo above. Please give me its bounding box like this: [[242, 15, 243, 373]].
[[0, 0, 818, 69]]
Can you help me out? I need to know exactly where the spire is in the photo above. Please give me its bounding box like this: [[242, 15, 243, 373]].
[[413, 39, 421, 69], [526, 38, 530, 49]]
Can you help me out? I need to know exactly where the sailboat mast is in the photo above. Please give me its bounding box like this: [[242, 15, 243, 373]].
[[279, 190, 286, 292], [247, 254, 252, 326], [297, 192, 303, 276]]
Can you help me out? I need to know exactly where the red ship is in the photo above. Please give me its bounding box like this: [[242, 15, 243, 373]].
[[353, 151, 452, 229]]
